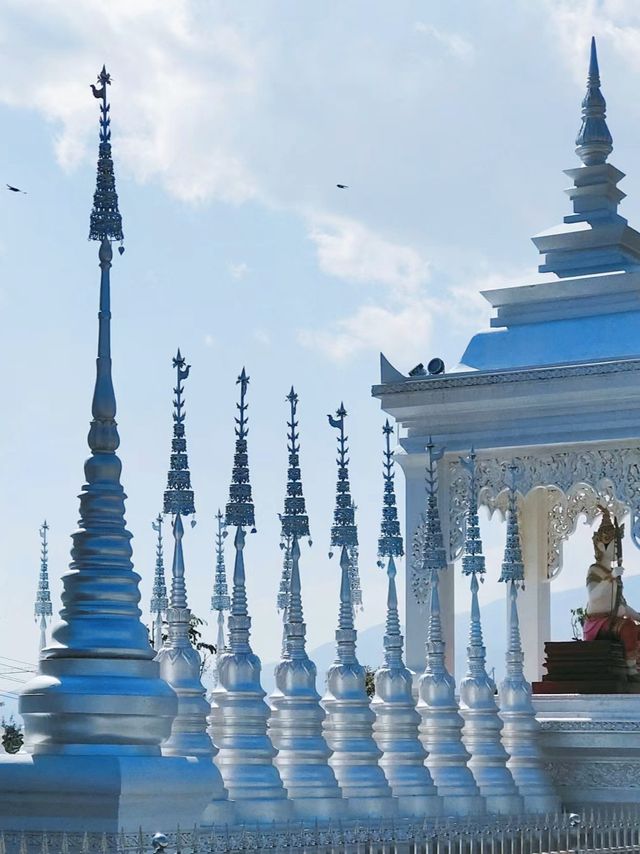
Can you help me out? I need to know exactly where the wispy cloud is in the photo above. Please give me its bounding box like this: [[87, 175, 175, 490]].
[[414, 22, 475, 62], [307, 214, 430, 295], [298, 298, 433, 364], [228, 261, 250, 280]]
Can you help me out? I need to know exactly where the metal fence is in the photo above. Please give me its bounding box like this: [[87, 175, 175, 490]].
[[1, 809, 639, 853]]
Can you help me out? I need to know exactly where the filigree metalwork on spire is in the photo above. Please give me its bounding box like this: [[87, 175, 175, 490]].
[[281, 388, 311, 546], [163, 350, 195, 519], [498, 465, 525, 588], [35, 521, 53, 654], [225, 368, 256, 531], [460, 449, 485, 579], [150, 514, 167, 651], [35, 521, 53, 622], [211, 508, 230, 686], [412, 439, 446, 606], [89, 66, 124, 246], [211, 510, 230, 613], [327, 403, 362, 609], [377, 421, 403, 566], [277, 388, 311, 619], [576, 37, 613, 166]]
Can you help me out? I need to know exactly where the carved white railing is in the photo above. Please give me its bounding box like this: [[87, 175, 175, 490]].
[[3, 809, 640, 853]]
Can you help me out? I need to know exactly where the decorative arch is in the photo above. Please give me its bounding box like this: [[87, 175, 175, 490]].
[[446, 445, 640, 577]]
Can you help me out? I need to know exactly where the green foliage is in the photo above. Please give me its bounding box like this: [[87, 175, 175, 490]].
[[570, 607, 587, 641], [364, 665, 376, 699], [1, 716, 23, 754], [152, 613, 216, 678]]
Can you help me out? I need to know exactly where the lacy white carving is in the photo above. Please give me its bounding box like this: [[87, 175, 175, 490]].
[[447, 447, 640, 572], [546, 486, 627, 579], [546, 760, 640, 789]]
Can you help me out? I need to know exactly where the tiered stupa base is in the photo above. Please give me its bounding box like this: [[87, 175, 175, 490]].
[[0, 753, 217, 832]]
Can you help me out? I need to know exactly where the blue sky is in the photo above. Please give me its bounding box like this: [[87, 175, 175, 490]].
[[1, 0, 640, 708]]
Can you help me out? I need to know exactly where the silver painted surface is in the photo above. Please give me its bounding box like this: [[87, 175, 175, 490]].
[[211, 371, 290, 824], [498, 474, 560, 813], [415, 445, 485, 816], [458, 452, 523, 815], [322, 546, 397, 819]]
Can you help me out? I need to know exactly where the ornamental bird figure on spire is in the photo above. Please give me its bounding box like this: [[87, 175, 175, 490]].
[[575, 37, 613, 166], [89, 65, 124, 246], [328, 403, 362, 609]]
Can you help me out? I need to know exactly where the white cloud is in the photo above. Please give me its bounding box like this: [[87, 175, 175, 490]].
[[298, 298, 434, 364], [0, 1, 259, 202], [414, 22, 475, 62], [307, 214, 430, 295], [253, 328, 271, 346], [228, 261, 250, 280], [204, 334, 216, 348]]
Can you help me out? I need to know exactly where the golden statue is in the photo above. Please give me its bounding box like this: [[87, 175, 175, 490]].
[[583, 507, 640, 679]]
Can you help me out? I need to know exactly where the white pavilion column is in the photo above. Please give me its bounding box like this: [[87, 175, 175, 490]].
[[400, 454, 455, 678], [518, 488, 551, 682]]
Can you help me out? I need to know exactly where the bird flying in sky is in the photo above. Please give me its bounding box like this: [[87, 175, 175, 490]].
[[6, 184, 26, 194], [336, 184, 349, 189]]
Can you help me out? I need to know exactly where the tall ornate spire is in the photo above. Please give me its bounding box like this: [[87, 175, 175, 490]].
[[20, 67, 176, 756], [34, 521, 53, 654], [575, 37, 613, 166], [150, 514, 168, 652], [376, 421, 404, 667], [268, 393, 346, 821], [458, 450, 522, 814], [211, 509, 230, 687], [371, 426, 441, 819], [413, 442, 484, 817], [498, 465, 560, 812], [89, 66, 124, 246], [377, 420, 403, 567], [327, 403, 362, 609], [277, 388, 311, 647], [156, 350, 213, 759], [322, 541, 396, 817], [210, 369, 289, 824]]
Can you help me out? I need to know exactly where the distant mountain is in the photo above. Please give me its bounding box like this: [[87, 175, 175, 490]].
[[261, 576, 640, 694]]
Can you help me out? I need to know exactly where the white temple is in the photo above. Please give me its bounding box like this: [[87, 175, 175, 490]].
[[1, 41, 640, 849], [375, 37, 640, 811]]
